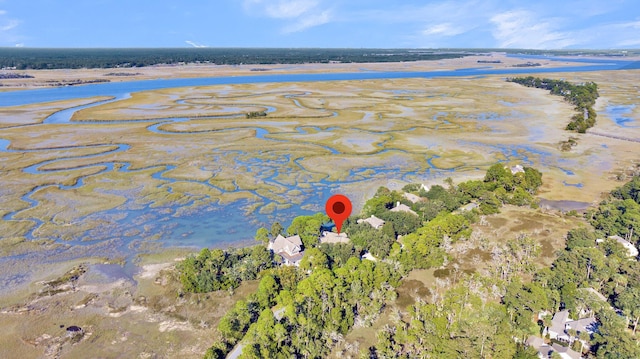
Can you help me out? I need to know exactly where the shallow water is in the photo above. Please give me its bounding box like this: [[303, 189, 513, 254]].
[[0, 55, 636, 264], [605, 104, 638, 128]]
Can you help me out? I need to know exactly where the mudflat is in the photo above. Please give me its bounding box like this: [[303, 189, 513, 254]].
[[0, 56, 639, 357]]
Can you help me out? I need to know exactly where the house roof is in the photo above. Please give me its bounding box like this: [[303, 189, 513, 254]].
[[357, 215, 385, 229], [459, 202, 479, 212], [550, 310, 570, 336], [566, 317, 597, 334], [362, 252, 377, 262], [510, 164, 525, 174], [390, 202, 418, 216], [279, 251, 304, 264], [551, 343, 581, 359], [525, 335, 545, 351], [609, 235, 639, 257], [270, 234, 303, 255], [403, 192, 422, 203], [320, 231, 350, 244]]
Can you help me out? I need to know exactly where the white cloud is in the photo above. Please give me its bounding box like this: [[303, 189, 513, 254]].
[[0, 9, 21, 45], [283, 9, 331, 33], [490, 10, 577, 49], [185, 40, 207, 48], [422, 23, 466, 37], [1, 18, 17, 31], [265, 0, 318, 19], [242, 0, 332, 33]]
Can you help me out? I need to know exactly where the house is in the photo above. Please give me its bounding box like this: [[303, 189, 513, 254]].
[[526, 336, 582, 359], [566, 317, 598, 337], [357, 215, 385, 229], [319, 231, 350, 244], [548, 310, 571, 341], [550, 344, 581, 359], [608, 235, 639, 257], [390, 201, 418, 216], [268, 234, 304, 266], [546, 309, 597, 346], [459, 202, 479, 212], [403, 192, 422, 203], [362, 252, 377, 262], [510, 164, 525, 174]]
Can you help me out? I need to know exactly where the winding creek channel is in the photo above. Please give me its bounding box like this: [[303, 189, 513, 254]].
[[0, 55, 638, 268]]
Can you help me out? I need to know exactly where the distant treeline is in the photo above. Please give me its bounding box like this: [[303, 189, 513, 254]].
[[508, 76, 599, 133], [0, 48, 469, 70]]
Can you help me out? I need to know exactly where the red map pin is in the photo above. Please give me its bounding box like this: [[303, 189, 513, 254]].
[[325, 194, 352, 234]]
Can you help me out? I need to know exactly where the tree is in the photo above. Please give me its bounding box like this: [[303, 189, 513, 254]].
[[271, 222, 284, 238], [256, 274, 279, 308], [255, 227, 270, 245], [299, 248, 329, 272]]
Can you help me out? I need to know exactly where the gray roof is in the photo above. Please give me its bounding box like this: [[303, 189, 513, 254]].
[[269, 234, 303, 256], [279, 251, 304, 265], [357, 215, 385, 229], [390, 202, 418, 216], [320, 231, 350, 244], [609, 235, 639, 257], [460, 202, 479, 212], [525, 336, 545, 351], [566, 317, 597, 334], [403, 192, 422, 203], [549, 310, 570, 337], [551, 343, 581, 359]]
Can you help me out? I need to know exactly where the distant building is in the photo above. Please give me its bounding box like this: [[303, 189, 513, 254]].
[[357, 215, 385, 229], [362, 252, 377, 262], [608, 235, 639, 257], [319, 231, 350, 244], [459, 202, 479, 212], [390, 201, 418, 216], [510, 164, 525, 174], [403, 192, 421, 203], [268, 234, 304, 266]]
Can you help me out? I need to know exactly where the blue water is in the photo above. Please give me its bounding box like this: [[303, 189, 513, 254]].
[[0, 54, 635, 255], [0, 55, 636, 107], [605, 104, 637, 128]]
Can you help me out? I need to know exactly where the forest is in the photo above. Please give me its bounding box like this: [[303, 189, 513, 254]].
[[0, 48, 467, 69], [175, 165, 640, 358], [508, 76, 599, 133]]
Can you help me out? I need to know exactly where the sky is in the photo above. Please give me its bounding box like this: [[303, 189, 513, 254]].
[[0, 0, 638, 49]]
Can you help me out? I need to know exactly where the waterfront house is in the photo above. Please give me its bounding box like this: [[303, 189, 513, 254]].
[[319, 231, 350, 244], [357, 215, 385, 229], [390, 201, 418, 216], [403, 192, 422, 203], [268, 234, 304, 266]]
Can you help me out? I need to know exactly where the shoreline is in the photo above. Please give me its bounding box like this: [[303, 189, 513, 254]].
[[2, 52, 640, 93]]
